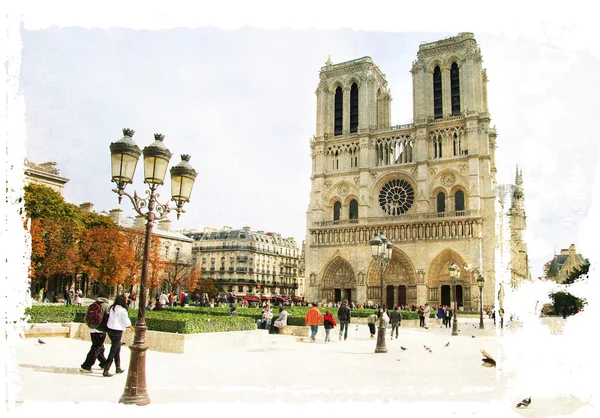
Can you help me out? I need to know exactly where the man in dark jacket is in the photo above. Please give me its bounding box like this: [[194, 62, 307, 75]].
[[389, 306, 402, 339], [80, 291, 110, 373], [337, 300, 351, 341]]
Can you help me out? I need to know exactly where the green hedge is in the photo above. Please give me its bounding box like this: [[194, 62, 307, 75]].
[[24, 306, 256, 334]]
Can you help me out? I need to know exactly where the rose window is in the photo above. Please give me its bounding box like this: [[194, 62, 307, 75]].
[[378, 179, 415, 215]]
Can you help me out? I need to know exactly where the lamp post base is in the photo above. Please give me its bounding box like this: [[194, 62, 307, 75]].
[[451, 317, 459, 336], [119, 325, 151, 406], [375, 317, 388, 353]]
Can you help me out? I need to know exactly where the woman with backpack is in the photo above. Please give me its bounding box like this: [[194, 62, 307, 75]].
[[103, 294, 134, 377]]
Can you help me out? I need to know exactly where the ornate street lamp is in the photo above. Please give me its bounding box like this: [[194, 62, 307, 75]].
[[110, 128, 197, 406], [369, 233, 392, 353], [477, 274, 485, 329], [448, 263, 460, 336]]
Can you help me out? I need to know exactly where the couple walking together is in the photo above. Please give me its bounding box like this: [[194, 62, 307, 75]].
[[81, 293, 134, 377], [305, 300, 352, 343]]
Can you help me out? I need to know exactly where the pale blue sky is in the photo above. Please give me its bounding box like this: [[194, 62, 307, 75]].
[[13, 4, 599, 281]]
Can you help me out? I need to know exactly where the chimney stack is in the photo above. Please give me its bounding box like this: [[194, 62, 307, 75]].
[[159, 219, 172, 231], [109, 208, 122, 224], [80, 202, 94, 212]]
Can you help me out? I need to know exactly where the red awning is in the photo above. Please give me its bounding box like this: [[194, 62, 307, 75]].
[[243, 296, 259, 301], [276, 296, 287, 301], [261, 296, 273, 300], [293, 296, 302, 301]]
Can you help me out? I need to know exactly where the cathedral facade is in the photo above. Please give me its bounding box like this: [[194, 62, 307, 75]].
[[304, 33, 502, 310]]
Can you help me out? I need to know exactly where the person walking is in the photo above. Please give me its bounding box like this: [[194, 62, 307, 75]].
[[423, 303, 431, 329], [80, 291, 110, 373], [367, 310, 377, 339], [499, 308, 505, 328], [418, 305, 424, 327], [389, 306, 402, 339], [323, 310, 337, 343], [305, 302, 323, 343], [38, 287, 45, 303], [103, 294, 134, 377], [444, 306, 452, 328], [75, 289, 83, 306], [337, 299, 351, 341], [437, 305, 444, 327]]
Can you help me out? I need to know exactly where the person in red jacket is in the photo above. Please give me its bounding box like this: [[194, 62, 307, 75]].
[[323, 310, 337, 343]]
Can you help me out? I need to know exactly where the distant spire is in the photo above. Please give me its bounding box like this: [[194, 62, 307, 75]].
[[325, 55, 333, 66], [515, 164, 523, 186]]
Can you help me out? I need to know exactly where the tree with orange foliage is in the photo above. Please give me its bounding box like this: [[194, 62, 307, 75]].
[[80, 227, 134, 290], [122, 227, 163, 291], [159, 252, 200, 295]]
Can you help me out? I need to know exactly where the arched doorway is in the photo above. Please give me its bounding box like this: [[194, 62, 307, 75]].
[[321, 256, 356, 304], [397, 285, 407, 306], [386, 285, 395, 309], [441, 285, 451, 306], [366, 248, 417, 306], [427, 249, 469, 307]]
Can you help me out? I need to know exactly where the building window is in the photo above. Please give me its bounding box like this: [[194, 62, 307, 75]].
[[238, 285, 244, 292], [333, 201, 341, 221], [350, 83, 358, 133], [453, 132, 461, 156], [455, 190, 465, 211], [437, 192, 446, 213], [334, 86, 343, 136], [433, 66, 443, 119], [349, 199, 359, 219], [379, 179, 415, 216], [450, 62, 460, 116]]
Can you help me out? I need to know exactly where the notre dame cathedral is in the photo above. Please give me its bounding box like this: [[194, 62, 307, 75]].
[[303, 32, 529, 310]]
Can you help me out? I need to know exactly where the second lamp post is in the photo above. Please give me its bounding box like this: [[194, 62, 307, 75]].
[[448, 263, 460, 336], [369, 233, 392, 353], [477, 274, 485, 329]]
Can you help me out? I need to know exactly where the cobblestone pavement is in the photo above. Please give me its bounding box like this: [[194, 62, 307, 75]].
[[6, 318, 595, 417]]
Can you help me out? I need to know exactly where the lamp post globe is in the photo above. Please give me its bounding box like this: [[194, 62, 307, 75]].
[[477, 274, 485, 329], [142, 133, 173, 186], [109, 128, 141, 202]]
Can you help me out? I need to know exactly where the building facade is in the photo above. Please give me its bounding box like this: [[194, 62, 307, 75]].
[[544, 244, 588, 284], [24, 159, 69, 195], [304, 33, 506, 310], [184, 226, 300, 304]]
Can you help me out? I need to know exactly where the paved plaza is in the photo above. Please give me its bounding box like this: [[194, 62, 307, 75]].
[[6, 317, 595, 417]]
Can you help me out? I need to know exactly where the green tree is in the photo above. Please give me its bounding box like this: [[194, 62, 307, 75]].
[[563, 261, 590, 285]]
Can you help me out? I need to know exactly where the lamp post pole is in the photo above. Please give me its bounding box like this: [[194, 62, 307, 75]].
[[477, 274, 485, 329], [110, 129, 197, 406], [449, 263, 460, 336], [370, 234, 392, 354]]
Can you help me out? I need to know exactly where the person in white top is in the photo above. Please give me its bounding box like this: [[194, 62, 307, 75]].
[[159, 292, 169, 307], [103, 294, 134, 377]]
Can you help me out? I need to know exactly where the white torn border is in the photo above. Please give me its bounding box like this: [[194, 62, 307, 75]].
[[3, 2, 599, 418]]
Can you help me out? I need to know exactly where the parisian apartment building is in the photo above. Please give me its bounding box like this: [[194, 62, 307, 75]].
[[183, 226, 301, 304]]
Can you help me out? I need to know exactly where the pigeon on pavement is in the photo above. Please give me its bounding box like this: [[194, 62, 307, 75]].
[[481, 349, 496, 367], [516, 397, 531, 408], [445, 342, 450, 347], [423, 345, 430, 350], [400, 346, 407, 351], [471, 335, 476, 338], [37, 338, 45, 344]]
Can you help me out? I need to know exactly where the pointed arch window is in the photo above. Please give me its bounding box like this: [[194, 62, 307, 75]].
[[451, 62, 460, 116], [349, 199, 359, 220], [333, 201, 341, 221], [437, 192, 446, 213], [350, 83, 359, 133], [453, 132, 461, 156], [334, 86, 343, 136], [455, 190, 465, 211], [433, 66, 443, 119]]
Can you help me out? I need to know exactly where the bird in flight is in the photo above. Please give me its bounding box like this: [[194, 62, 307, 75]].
[[445, 342, 450, 347], [480, 349, 496, 367], [516, 397, 531, 408], [37, 338, 45, 344], [400, 346, 407, 351]]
